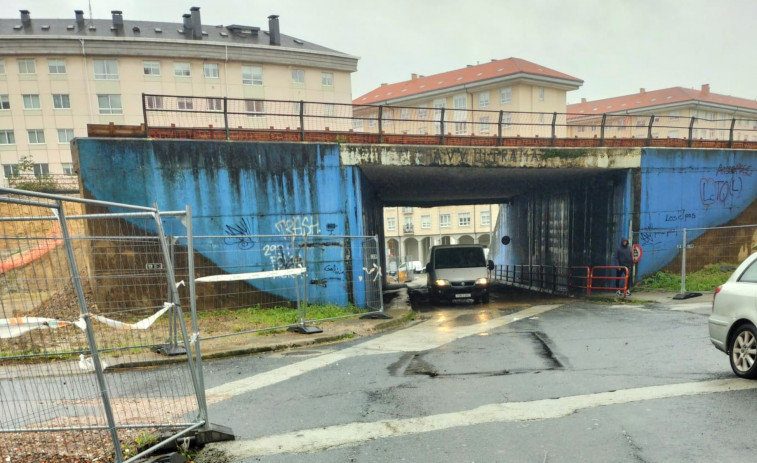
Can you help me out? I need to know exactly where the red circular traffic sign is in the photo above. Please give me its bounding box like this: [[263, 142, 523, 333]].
[[632, 244, 643, 263]]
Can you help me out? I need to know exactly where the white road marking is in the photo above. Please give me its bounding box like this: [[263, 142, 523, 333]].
[[669, 302, 712, 312], [206, 304, 561, 399], [209, 378, 757, 459]]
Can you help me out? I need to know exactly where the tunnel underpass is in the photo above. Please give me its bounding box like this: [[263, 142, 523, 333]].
[[345, 145, 638, 293]]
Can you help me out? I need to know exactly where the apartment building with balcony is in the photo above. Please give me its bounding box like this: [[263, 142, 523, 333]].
[[0, 8, 358, 187], [384, 205, 499, 266], [352, 58, 582, 138], [566, 85, 757, 142]]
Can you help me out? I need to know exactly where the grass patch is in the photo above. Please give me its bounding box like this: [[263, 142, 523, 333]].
[[637, 263, 737, 292], [196, 303, 365, 334]]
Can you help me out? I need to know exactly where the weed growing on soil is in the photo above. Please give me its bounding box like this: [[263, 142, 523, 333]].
[[637, 263, 736, 291]]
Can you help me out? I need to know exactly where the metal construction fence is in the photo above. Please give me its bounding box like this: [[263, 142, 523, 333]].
[[633, 224, 757, 297], [0, 189, 206, 463], [136, 94, 757, 149], [0, 188, 386, 461]]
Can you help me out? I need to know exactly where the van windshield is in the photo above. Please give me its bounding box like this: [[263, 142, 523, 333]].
[[434, 247, 486, 269]]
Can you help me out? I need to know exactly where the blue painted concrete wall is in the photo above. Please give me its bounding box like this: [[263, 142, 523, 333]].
[[74, 139, 371, 307], [637, 148, 757, 277]]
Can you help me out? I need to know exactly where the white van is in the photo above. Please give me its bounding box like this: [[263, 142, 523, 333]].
[[426, 245, 494, 304]]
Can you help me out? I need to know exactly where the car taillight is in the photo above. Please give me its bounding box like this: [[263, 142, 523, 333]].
[[712, 285, 722, 312]]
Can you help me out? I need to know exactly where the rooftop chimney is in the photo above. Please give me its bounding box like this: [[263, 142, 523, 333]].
[[182, 13, 192, 35], [268, 15, 280, 45], [190, 6, 202, 39], [701, 84, 710, 96], [20, 9, 30, 27], [411, 73, 418, 80], [581, 98, 586, 103], [111, 10, 123, 31], [75, 10, 85, 28], [640, 88, 645, 95]]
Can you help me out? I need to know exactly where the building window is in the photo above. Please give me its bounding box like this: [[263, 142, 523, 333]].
[[245, 100, 265, 117], [97, 94, 123, 114], [669, 110, 679, 121], [538, 87, 545, 102], [479, 91, 490, 108], [453, 94, 467, 110], [481, 210, 491, 226], [403, 207, 413, 213], [52, 94, 71, 109], [48, 59, 66, 74], [207, 98, 223, 111], [203, 63, 219, 78], [62, 163, 74, 175], [0, 95, 9, 110], [174, 62, 191, 77], [17, 59, 36, 75], [57, 129, 74, 143], [421, 215, 431, 229], [479, 116, 490, 134], [145, 95, 163, 109], [22, 94, 40, 109], [400, 107, 410, 120], [324, 104, 336, 117], [383, 109, 393, 127], [291, 69, 305, 84], [93, 59, 118, 80], [33, 163, 49, 177], [500, 87, 512, 104], [418, 105, 428, 119], [143, 61, 161, 75], [177, 97, 193, 110], [387, 217, 396, 231], [404, 216, 414, 231], [0, 130, 15, 145], [321, 72, 333, 86], [353, 118, 364, 132], [368, 119, 377, 129], [439, 214, 451, 228], [3, 164, 18, 178], [242, 65, 263, 85], [28, 129, 46, 144], [458, 212, 471, 227], [502, 112, 512, 130]]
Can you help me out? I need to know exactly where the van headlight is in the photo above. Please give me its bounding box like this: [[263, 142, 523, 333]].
[[435, 279, 450, 287], [475, 278, 489, 286]]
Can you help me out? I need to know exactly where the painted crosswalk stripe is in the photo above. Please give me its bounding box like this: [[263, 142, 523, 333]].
[[208, 378, 757, 459]]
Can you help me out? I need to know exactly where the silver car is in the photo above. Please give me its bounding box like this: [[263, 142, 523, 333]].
[[709, 252, 757, 378]]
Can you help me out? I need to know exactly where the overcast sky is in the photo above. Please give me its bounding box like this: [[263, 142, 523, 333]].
[[23, 0, 757, 104]]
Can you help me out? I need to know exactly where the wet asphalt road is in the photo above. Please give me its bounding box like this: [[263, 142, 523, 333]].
[[198, 287, 757, 462]]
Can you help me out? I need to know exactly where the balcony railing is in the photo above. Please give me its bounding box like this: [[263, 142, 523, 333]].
[[123, 94, 757, 149], [5, 174, 79, 193], [403, 225, 414, 234]]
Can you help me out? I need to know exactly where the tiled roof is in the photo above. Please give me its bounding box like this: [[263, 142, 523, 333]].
[[353, 57, 582, 105], [567, 86, 757, 116]]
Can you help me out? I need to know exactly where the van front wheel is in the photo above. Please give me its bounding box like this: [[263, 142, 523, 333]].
[[481, 293, 490, 304]]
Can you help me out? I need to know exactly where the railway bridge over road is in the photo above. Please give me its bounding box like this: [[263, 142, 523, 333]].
[[73, 138, 757, 305]]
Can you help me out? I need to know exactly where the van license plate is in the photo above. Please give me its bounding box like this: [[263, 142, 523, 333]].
[[455, 293, 471, 298]]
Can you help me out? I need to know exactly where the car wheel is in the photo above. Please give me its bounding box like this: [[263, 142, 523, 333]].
[[473, 297, 481, 304], [729, 324, 757, 379], [481, 293, 490, 304], [430, 290, 440, 305]]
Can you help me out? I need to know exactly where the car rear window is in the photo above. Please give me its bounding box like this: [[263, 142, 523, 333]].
[[739, 259, 757, 283], [434, 247, 486, 269]]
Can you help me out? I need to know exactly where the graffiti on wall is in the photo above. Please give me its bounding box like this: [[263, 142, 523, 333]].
[[274, 216, 321, 236], [223, 217, 256, 249], [700, 163, 753, 207]]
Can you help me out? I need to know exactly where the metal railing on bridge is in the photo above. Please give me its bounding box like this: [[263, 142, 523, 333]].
[[127, 94, 757, 149]]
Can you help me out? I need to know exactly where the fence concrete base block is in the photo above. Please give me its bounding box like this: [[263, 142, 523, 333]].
[[154, 344, 188, 356], [673, 291, 703, 300], [360, 312, 393, 320], [287, 325, 324, 334], [139, 451, 187, 463], [192, 423, 236, 445]]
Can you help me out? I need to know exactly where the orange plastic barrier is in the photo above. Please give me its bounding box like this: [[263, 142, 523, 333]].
[[0, 226, 63, 274]]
